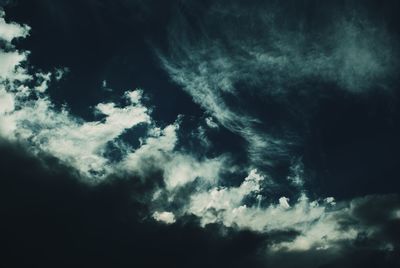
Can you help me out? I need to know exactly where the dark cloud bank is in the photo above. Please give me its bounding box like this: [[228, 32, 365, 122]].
[[1, 0, 400, 267]]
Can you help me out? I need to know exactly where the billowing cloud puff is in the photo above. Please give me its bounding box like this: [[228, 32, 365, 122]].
[[153, 211, 176, 224], [0, 9, 30, 42], [186, 170, 399, 252], [0, 35, 152, 178]]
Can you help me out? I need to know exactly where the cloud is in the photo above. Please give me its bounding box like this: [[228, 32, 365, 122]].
[[0, 140, 270, 268], [0, 50, 30, 81], [0, 10, 226, 185], [153, 211, 176, 224], [168, 166, 399, 253], [160, 46, 288, 167], [1, 140, 399, 268], [119, 120, 228, 193], [158, 0, 399, 169], [205, 116, 218, 129], [0, 9, 30, 42], [155, 5, 400, 251], [1, 64, 152, 179], [187, 169, 330, 235], [20, 91, 151, 178], [53, 67, 69, 81], [0, 88, 14, 113], [1, 7, 399, 267]]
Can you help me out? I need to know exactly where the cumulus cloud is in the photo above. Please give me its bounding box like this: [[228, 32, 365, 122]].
[[186, 169, 399, 252], [0, 10, 226, 185], [187, 169, 329, 237], [0, 50, 30, 81], [120, 120, 228, 193], [146, 159, 398, 253], [153, 211, 176, 224], [0, 9, 30, 42], [0, 25, 153, 179], [17, 91, 151, 178]]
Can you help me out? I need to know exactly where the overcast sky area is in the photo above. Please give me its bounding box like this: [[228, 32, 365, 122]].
[[1, 1, 400, 267]]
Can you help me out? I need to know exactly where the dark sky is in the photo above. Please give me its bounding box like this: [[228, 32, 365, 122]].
[[1, 1, 400, 267]]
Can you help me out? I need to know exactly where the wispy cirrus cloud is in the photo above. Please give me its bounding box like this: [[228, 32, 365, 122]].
[[158, 0, 398, 170]]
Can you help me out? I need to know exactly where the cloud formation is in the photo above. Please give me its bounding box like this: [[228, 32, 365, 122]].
[[0, 10, 225, 184], [1, 139, 399, 268], [0, 9, 29, 42], [1, 5, 399, 266], [184, 168, 400, 252], [153, 0, 400, 254], [158, 0, 399, 169]]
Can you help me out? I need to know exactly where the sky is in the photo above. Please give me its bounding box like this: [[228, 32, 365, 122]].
[[0, 0, 399, 267]]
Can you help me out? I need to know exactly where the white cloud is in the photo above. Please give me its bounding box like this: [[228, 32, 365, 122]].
[[35, 72, 51, 93], [188, 186, 327, 234], [1, 87, 151, 179], [0, 10, 30, 42], [1, 46, 225, 183], [0, 50, 31, 82], [279, 197, 290, 209], [121, 121, 227, 192], [183, 166, 397, 252], [187, 169, 267, 228], [153, 211, 176, 224], [0, 12, 182, 181], [205, 117, 218, 129], [163, 155, 225, 190], [187, 174, 352, 251], [0, 11, 227, 185], [185, 166, 399, 252], [119, 123, 179, 177], [0, 88, 14, 113]]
